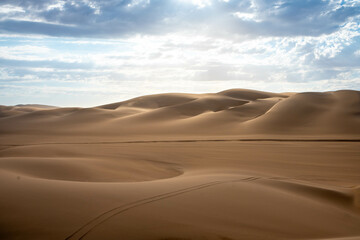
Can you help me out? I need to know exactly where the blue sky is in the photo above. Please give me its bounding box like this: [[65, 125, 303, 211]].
[[0, 0, 359, 106]]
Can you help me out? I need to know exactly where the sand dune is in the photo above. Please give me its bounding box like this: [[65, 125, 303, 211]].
[[1, 89, 359, 137], [0, 89, 359, 240], [0, 104, 57, 118]]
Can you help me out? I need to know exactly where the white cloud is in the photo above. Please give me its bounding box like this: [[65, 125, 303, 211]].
[[0, 45, 52, 60], [179, 0, 212, 8], [46, 1, 66, 11], [0, 5, 25, 14], [233, 12, 260, 22]]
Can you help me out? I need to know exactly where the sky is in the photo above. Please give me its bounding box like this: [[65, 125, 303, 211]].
[[0, 0, 359, 107]]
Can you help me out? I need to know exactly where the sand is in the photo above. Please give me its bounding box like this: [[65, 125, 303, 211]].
[[0, 89, 359, 240]]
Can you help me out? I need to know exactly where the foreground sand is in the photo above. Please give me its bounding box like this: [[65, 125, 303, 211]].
[[0, 89, 359, 240]]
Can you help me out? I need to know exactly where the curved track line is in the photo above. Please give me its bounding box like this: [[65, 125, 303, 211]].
[[65, 177, 259, 240], [65, 181, 221, 240]]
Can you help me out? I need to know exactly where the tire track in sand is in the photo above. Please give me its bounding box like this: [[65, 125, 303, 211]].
[[65, 176, 260, 240]]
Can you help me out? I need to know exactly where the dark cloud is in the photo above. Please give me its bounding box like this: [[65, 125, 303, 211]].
[[225, 0, 360, 37], [0, 0, 358, 38]]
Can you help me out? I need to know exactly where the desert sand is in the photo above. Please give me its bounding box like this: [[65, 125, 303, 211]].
[[0, 89, 359, 240]]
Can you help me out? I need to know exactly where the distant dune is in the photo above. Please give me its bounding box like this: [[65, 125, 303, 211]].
[[1, 89, 359, 137], [0, 89, 359, 240]]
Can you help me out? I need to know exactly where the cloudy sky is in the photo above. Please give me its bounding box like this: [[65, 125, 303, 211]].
[[0, 0, 359, 106]]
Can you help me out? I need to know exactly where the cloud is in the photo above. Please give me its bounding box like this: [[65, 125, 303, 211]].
[[0, 0, 358, 38], [0, 57, 93, 70], [0, 0, 359, 106]]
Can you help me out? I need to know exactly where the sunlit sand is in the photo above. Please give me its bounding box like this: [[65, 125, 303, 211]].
[[0, 89, 359, 240]]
